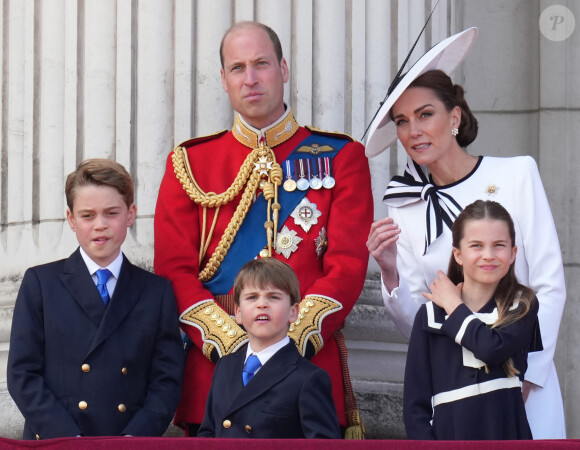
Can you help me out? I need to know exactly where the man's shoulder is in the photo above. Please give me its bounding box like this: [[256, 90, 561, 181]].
[[304, 125, 357, 143], [173, 130, 230, 151]]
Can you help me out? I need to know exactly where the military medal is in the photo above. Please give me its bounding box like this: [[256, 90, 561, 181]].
[[275, 226, 302, 259], [296, 159, 309, 191], [315, 227, 328, 258], [291, 198, 322, 232], [322, 157, 335, 189], [309, 159, 322, 190], [283, 160, 297, 192]]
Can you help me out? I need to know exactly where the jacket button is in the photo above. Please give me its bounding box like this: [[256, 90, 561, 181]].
[[81, 364, 90, 373], [78, 401, 88, 410], [222, 419, 231, 429], [245, 425, 252, 433], [121, 367, 128, 375], [118, 404, 126, 413], [35, 434, 40, 440]]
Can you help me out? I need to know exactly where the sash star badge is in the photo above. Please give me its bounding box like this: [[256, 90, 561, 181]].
[[315, 227, 328, 258], [291, 198, 322, 232], [275, 226, 302, 259]]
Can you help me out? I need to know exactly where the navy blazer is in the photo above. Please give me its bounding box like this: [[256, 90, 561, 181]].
[[198, 341, 340, 439], [7, 248, 185, 439]]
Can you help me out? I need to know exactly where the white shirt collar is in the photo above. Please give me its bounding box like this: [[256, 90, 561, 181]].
[[79, 247, 123, 278], [246, 336, 290, 367]]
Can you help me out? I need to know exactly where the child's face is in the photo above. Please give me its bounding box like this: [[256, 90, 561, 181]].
[[67, 184, 136, 268], [235, 283, 299, 352], [453, 218, 517, 289]]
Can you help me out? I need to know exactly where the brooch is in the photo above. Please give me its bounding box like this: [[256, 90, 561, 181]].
[[485, 184, 499, 196]]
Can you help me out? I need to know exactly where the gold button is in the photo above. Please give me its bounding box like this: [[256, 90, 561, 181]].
[[245, 425, 252, 433], [259, 249, 269, 258], [118, 404, 126, 413], [35, 434, 40, 440], [227, 330, 237, 337], [81, 364, 90, 373], [78, 401, 88, 410], [223, 419, 231, 429], [121, 367, 128, 375], [216, 318, 225, 326]]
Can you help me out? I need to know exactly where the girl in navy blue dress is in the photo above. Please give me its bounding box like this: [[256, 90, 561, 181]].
[[403, 200, 542, 440]]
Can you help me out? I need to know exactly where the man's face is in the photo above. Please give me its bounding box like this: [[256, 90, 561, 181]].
[[221, 25, 289, 130]]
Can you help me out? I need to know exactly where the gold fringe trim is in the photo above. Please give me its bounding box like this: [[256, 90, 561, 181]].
[[344, 409, 365, 440]]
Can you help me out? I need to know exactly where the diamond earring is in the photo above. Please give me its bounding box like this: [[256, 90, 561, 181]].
[[451, 128, 459, 136]]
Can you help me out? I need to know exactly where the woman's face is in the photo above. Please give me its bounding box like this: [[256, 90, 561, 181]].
[[391, 87, 461, 167]]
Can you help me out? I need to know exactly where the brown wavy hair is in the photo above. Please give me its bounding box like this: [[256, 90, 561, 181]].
[[448, 200, 535, 376], [405, 69, 479, 147]]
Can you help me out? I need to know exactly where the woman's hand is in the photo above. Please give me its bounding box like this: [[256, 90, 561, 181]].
[[367, 217, 401, 291], [423, 270, 463, 315]]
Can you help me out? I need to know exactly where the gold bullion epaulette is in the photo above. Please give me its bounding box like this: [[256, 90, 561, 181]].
[[305, 125, 357, 143], [288, 294, 343, 356], [180, 299, 248, 360], [170, 130, 228, 155]]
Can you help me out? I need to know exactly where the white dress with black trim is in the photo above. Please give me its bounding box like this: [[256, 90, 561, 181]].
[[383, 155, 566, 438], [403, 297, 542, 440]]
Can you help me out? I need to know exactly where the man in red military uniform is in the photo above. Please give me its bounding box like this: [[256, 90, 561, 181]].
[[154, 21, 372, 437]]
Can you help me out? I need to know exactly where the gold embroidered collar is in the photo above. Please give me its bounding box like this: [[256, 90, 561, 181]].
[[232, 109, 299, 149]]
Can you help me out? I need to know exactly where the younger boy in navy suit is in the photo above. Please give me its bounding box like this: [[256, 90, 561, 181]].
[[197, 258, 340, 439], [7, 159, 185, 439]]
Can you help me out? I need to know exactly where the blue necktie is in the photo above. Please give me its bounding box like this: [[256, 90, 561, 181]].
[[242, 354, 262, 386], [96, 269, 112, 306]]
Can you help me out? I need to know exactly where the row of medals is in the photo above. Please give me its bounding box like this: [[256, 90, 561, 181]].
[[282, 158, 335, 192]]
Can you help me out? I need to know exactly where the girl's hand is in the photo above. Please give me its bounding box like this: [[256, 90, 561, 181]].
[[423, 270, 463, 315], [367, 217, 401, 291]]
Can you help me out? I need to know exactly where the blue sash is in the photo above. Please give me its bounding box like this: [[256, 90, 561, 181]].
[[203, 134, 349, 295]]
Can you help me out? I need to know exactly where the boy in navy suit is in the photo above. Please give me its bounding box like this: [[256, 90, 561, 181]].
[[197, 258, 340, 438], [7, 159, 185, 439]]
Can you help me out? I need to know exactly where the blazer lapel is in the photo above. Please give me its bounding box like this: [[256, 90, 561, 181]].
[[58, 248, 106, 328], [227, 342, 299, 414], [87, 255, 144, 355]]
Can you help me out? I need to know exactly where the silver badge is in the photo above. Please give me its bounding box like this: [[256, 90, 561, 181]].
[[275, 226, 302, 259], [291, 198, 322, 233]]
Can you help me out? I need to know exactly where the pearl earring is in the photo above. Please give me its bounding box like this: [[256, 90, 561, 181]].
[[451, 128, 459, 136]]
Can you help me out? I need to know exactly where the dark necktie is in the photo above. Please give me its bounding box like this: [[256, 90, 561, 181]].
[[242, 354, 262, 386], [96, 269, 112, 306]]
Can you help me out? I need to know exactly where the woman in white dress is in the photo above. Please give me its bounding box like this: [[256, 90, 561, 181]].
[[365, 28, 566, 439]]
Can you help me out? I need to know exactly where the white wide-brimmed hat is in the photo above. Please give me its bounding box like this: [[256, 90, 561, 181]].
[[365, 27, 478, 158]]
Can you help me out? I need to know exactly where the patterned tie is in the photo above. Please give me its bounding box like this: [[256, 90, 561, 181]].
[[242, 354, 262, 386], [96, 269, 112, 306]]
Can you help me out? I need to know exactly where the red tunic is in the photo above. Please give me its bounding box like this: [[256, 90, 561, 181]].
[[154, 113, 373, 427]]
